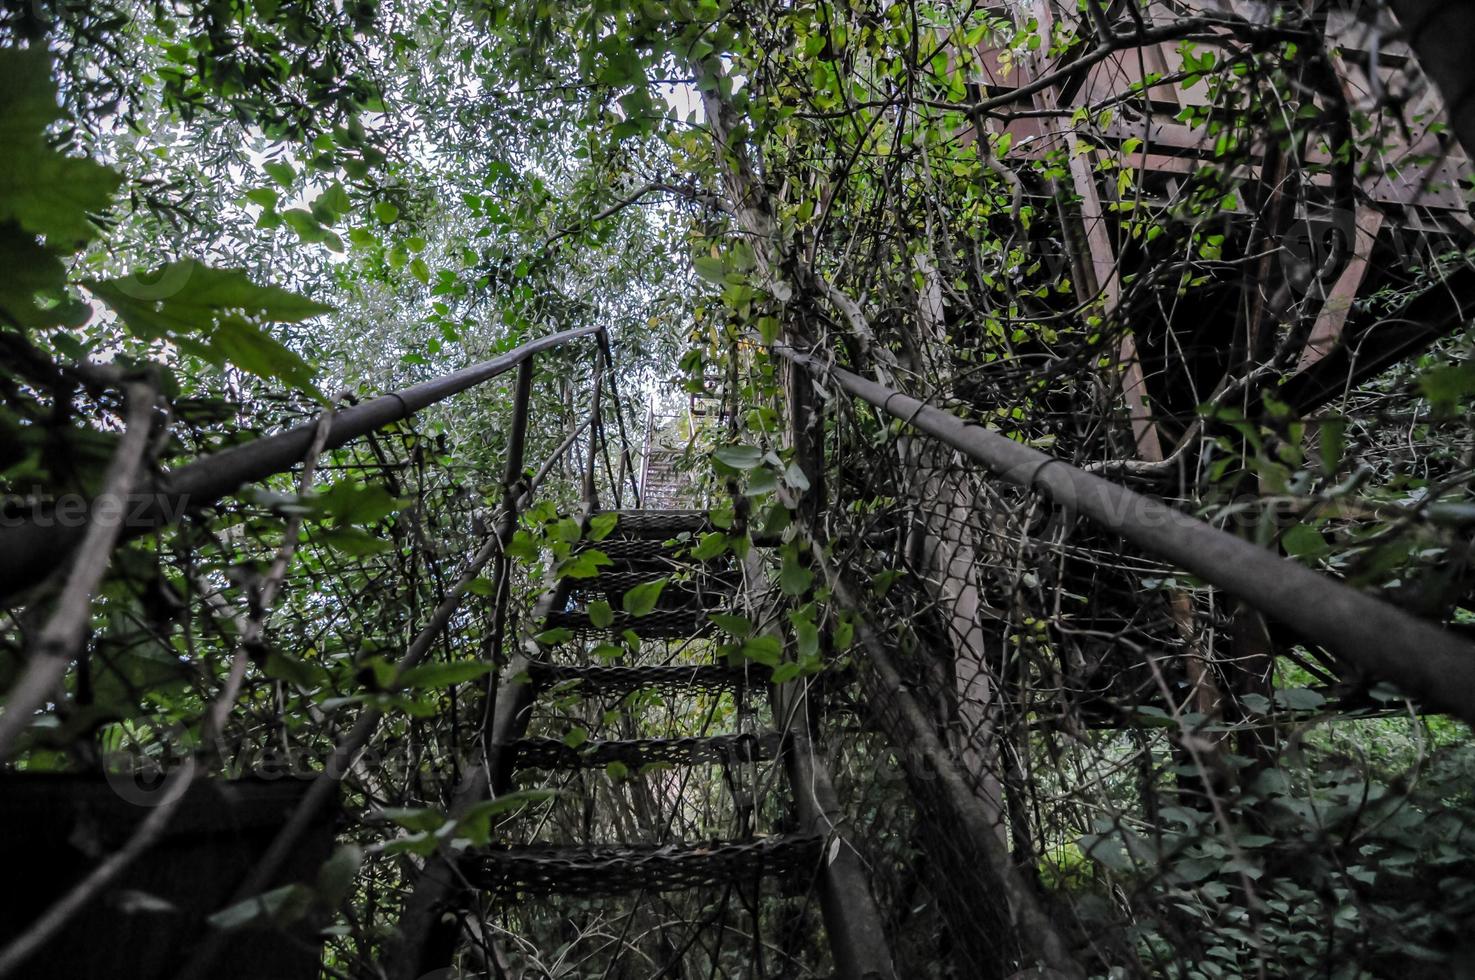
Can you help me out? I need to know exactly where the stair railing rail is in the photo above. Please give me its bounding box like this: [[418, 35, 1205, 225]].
[[774, 344, 1475, 725]]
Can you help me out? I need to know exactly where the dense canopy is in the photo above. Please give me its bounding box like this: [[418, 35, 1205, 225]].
[[3, 1, 1475, 978]]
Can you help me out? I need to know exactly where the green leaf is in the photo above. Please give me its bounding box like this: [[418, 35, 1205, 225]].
[[84, 261, 331, 391], [506, 530, 540, 562], [319, 526, 392, 556], [588, 599, 614, 628], [264, 652, 327, 690], [315, 845, 363, 906], [780, 552, 813, 596], [771, 662, 802, 684], [559, 549, 612, 579], [244, 187, 279, 209], [535, 627, 573, 646], [693, 255, 726, 283], [1318, 418, 1346, 476], [621, 578, 667, 617], [397, 661, 492, 689], [409, 257, 430, 284], [373, 200, 400, 224], [263, 161, 297, 187], [454, 789, 558, 845], [1275, 687, 1326, 711], [207, 884, 314, 930], [563, 726, 589, 749], [791, 615, 820, 658], [714, 444, 763, 470], [1419, 362, 1475, 413], [708, 613, 752, 637], [212, 316, 322, 397], [587, 512, 619, 541], [1281, 524, 1329, 561], [315, 478, 407, 525], [605, 761, 629, 780], [739, 635, 782, 667], [689, 532, 729, 560], [0, 223, 70, 328], [0, 49, 122, 246]]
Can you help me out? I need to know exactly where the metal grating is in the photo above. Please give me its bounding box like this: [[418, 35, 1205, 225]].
[[527, 661, 755, 696], [542, 607, 715, 639], [463, 834, 823, 897], [501, 731, 782, 771], [593, 510, 714, 539]]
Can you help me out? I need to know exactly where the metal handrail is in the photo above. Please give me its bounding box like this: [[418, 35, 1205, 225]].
[[774, 345, 1475, 725], [0, 324, 604, 600]]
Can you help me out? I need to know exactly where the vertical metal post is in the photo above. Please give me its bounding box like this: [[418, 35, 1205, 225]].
[[582, 345, 605, 511]]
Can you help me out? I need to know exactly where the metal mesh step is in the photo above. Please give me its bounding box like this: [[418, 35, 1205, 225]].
[[565, 568, 738, 599], [583, 537, 683, 565], [501, 731, 782, 771], [463, 834, 823, 897], [593, 510, 714, 539], [542, 607, 715, 639], [528, 662, 754, 697]]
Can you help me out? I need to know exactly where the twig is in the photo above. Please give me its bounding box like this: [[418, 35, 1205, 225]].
[[0, 379, 156, 760]]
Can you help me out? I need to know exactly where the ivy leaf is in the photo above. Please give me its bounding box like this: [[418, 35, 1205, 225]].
[[587, 512, 619, 541], [588, 600, 614, 628], [739, 635, 782, 667], [559, 549, 612, 579], [689, 532, 729, 560], [621, 578, 667, 617], [780, 553, 813, 596], [771, 662, 803, 684], [708, 613, 753, 637]]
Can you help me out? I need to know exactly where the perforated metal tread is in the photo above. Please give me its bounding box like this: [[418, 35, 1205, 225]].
[[501, 731, 782, 771], [566, 568, 739, 598], [593, 509, 714, 539], [463, 834, 823, 897], [542, 607, 715, 639], [527, 661, 755, 696]]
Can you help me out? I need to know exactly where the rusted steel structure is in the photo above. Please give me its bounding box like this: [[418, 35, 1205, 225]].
[[966, 0, 1472, 440]]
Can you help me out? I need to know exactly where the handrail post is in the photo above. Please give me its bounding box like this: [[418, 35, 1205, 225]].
[[581, 344, 606, 511], [502, 357, 535, 505]]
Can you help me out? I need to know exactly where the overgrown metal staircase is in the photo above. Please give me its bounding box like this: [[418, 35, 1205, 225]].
[[453, 503, 893, 978]]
